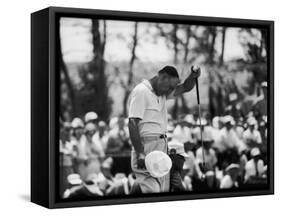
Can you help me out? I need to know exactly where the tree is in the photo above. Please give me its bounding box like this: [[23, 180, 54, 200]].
[[219, 27, 227, 66], [122, 22, 139, 116], [58, 21, 76, 121], [76, 19, 112, 121]]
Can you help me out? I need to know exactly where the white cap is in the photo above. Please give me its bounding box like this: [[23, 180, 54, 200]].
[[251, 147, 261, 157], [261, 81, 267, 88], [71, 118, 84, 128], [145, 151, 172, 178], [84, 112, 98, 122], [225, 163, 240, 173], [168, 140, 188, 157], [196, 118, 207, 126], [67, 173, 82, 185], [229, 93, 238, 101], [222, 115, 235, 125]]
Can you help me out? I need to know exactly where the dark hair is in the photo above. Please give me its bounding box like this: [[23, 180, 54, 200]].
[[158, 66, 179, 78]]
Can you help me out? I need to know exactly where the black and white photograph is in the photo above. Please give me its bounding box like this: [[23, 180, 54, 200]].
[[58, 15, 271, 201]]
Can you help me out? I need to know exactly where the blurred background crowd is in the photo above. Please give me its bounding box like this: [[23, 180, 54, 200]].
[[59, 81, 268, 198]]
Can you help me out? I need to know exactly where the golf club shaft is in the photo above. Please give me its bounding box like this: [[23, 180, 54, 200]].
[[195, 78, 206, 171]]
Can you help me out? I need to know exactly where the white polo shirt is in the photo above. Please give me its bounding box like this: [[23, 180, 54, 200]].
[[128, 80, 168, 137]]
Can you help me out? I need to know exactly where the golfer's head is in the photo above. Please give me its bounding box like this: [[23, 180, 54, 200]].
[[157, 66, 180, 96]]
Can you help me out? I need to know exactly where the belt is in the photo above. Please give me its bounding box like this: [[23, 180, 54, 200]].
[[141, 134, 167, 143]]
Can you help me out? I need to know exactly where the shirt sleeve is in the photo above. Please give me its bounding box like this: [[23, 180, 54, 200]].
[[128, 87, 147, 119]]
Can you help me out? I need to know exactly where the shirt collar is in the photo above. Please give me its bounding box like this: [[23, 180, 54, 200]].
[[142, 79, 153, 91]]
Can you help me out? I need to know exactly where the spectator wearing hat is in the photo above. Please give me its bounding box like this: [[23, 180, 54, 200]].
[[192, 118, 208, 144], [172, 118, 194, 146], [220, 164, 240, 189], [71, 118, 90, 181], [195, 126, 220, 191], [105, 173, 131, 195], [244, 147, 265, 185], [59, 122, 75, 196], [195, 128, 217, 173], [235, 117, 246, 140], [182, 140, 201, 181], [215, 115, 244, 169], [85, 122, 105, 158], [63, 173, 83, 198], [168, 139, 189, 192], [243, 117, 262, 150], [128, 65, 200, 193], [85, 155, 108, 194], [92, 121, 109, 153]]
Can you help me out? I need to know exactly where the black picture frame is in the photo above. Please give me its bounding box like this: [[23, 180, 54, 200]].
[[31, 6, 274, 208]]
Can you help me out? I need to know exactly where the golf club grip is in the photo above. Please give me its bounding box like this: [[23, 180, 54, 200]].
[[195, 78, 200, 105]]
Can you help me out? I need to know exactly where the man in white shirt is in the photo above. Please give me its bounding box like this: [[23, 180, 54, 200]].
[[128, 65, 200, 193], [243, 117, 262, 150], [244, 147, 265, 183], [220, 163, 240, 189]]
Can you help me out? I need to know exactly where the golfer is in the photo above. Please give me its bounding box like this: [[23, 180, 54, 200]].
[[128, 65, 200, 193]]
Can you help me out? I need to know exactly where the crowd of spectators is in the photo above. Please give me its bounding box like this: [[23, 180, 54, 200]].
[[59, 82, 268, 199]]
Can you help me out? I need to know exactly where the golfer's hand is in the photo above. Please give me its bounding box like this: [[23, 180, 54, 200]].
[[190, 65, 201, 79], [137, 153, 146, 169]]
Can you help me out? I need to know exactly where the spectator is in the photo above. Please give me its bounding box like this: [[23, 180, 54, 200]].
[[59, 122, 74, 196], [243, 117, 262, 150], [244, 147, 265, 184], [220, 164, 240, 189], [253, 82, 267, 120], [224, 93, 243, 120], [107, 116, 131, 154], [106, 173, 130, 195], [168, 139, 189, 192], [235, 117, 246, 140], [71, 117, 89, 181], [85, 122, 105, 158], [215, 115, 245, 168], [92, 121, 109, 153], [195, 128, 217, 172], [63, 173, 83, 198], [173, 119, 194, 145], [86, 155, 108, 194]]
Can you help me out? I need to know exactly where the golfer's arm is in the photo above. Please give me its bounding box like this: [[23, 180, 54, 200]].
[[128, 118, 144, 156], [173, 74, 196, 97]]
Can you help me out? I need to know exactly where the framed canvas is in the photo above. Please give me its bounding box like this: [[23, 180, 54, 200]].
[[31, 6, 274, 208]]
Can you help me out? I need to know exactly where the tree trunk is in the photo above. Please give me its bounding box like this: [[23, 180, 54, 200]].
[[183, 26, 191, 64], [209, 27, 217, 65], [85, 19, 110, 121], [123, 22, 139, 116], [219, 27, 226, 66], [172, 24, 179, 65], [58, 26, 76, 119]]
